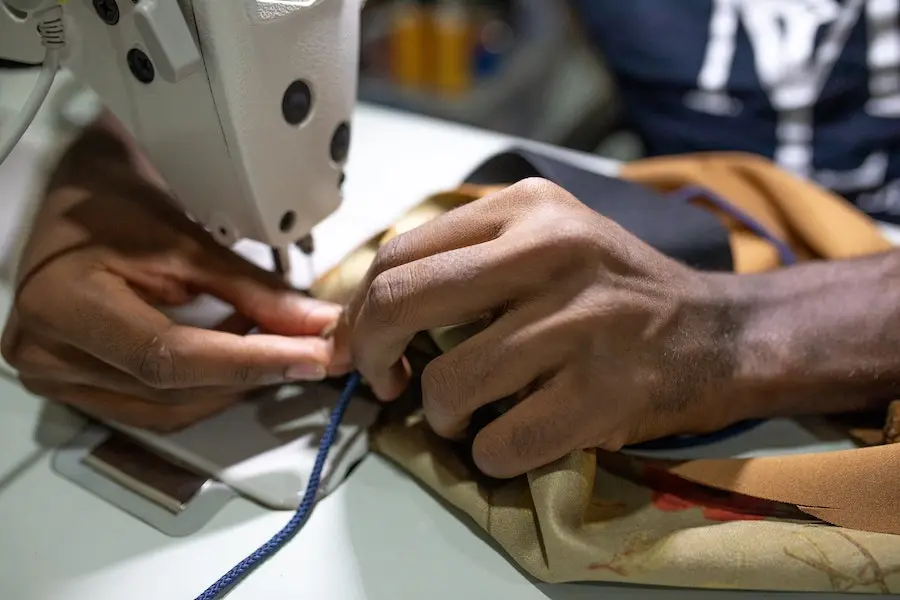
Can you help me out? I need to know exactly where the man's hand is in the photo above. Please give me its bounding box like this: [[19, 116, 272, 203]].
[[346, 178, 742, 478], [1, 120, 349, 432]]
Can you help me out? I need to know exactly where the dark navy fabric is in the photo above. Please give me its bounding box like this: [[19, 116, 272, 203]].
[[570, 0, 900, 224], [465, 148, 734, 271]]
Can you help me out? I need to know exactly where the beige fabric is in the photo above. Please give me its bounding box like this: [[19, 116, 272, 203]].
[[620, 152, 894, 271], [317, 152, 900, 592], [373, 419, 900, 592]]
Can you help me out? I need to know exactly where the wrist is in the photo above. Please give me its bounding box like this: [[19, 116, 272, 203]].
[[715, 255, 900, 423], [673, 270, 756, 433]]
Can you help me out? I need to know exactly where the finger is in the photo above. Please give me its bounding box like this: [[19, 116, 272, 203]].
[[189, 248, 342, 337], [13, 335, 137, 388], [20, 378, 237, 432], [214, 312, 347, 380], [421, 299, 569, 439], [351, 232, 566, 401], [31, 271, 334, 389], [128, 327, 335, 389], [325, 325, 353, 378], [471, 373, 583, 479], [12, 338, 258, 402], [346, 187, 520, 324]]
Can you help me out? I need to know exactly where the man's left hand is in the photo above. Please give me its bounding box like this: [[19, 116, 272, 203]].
[[346, 178, 747, 478]]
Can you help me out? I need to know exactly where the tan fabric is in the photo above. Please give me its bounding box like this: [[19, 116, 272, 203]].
[[313, 153, 900, 592], [620, 152, 894, 271]]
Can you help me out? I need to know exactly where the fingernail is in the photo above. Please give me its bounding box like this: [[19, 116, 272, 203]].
[[286, 364, 327, 381], [308, 302, 343, 321]]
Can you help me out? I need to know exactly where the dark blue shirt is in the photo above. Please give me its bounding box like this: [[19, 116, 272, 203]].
[[571, 0, 900, 224]]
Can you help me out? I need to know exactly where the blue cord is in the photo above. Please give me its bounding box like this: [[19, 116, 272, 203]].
[[194, 371, 361, 600]]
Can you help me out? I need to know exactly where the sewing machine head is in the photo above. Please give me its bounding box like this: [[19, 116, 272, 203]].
[[2, 0, 364, 264]]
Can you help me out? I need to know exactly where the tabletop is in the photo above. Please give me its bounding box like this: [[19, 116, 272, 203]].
[[0, 72, 889, 600]]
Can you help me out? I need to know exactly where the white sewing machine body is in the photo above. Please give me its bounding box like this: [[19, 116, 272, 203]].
[[2, 0, 362, 255]]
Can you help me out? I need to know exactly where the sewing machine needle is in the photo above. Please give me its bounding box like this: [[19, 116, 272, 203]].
[[271, 245, 292, 284]]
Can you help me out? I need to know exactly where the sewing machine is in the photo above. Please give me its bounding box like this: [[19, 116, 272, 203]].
[[0, 0, 381, 535]]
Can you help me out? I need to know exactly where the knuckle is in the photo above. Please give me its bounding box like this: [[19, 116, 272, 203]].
[[366, 269, 415, 326], [421, 358, 465, 437], [471, 429, 515, 478], [372, 235, 411, 276], [132, 334, 180, 389], [509, 177, 561, 205], [550, 217, 600, 254], [233, 364, 260, 386]]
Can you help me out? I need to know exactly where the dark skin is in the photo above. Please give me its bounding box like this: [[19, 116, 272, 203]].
[[1, 115, 350, 432], [344, 178, 898, 479]]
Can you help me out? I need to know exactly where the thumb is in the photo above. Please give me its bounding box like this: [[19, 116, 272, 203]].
[[191, 250, 342, 336]]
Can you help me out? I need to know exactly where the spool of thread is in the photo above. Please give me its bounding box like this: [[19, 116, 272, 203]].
[[390, 0, 428, 89], [431, 0, 472, 96]]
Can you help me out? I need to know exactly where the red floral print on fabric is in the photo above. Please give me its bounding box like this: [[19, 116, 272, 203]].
[[644, 467, 767, 522]]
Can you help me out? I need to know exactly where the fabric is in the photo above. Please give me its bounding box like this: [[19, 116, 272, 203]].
[[467, 150, 734, 271], [312, 150, 900, 593], [570, 0, 900, 226], [620, 152, 895, 271]]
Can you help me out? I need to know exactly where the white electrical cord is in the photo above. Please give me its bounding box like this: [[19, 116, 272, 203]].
[[0, 5, 65, 164]]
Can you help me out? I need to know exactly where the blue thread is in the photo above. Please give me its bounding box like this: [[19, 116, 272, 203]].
[[194, 371, 361, 600]]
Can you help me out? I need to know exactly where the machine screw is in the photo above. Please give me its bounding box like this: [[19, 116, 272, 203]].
[[127, 48, 155, 84], [279, 210, 297, 233], [93, 0, 120, 25], [330, 122, 351, 163], [282, 80, 313, 126]]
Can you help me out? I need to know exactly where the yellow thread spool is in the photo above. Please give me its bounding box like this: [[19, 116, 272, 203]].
[[431, 0, 472, 96], [390, 0, 428, 89]]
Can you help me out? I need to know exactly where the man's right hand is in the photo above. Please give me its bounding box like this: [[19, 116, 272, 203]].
[[1, 119, 349, 432]]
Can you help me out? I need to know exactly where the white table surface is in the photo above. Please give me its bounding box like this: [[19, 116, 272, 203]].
[[0, 75, 886, 599]]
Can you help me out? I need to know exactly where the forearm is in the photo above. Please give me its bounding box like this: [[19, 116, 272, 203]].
[[724, 250, 900, 421]]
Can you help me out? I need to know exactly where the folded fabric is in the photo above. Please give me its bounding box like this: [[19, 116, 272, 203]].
[[312, 150, 900, 593]]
